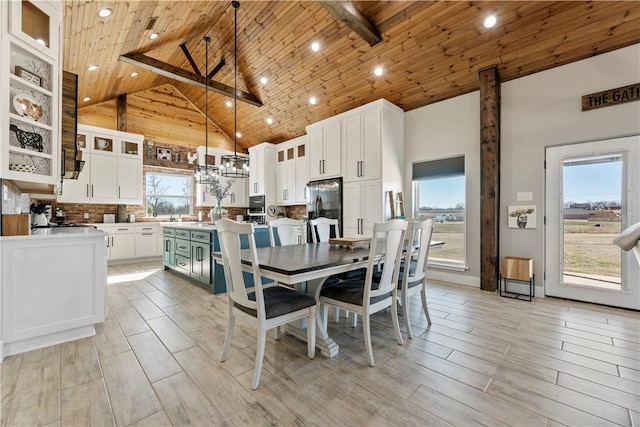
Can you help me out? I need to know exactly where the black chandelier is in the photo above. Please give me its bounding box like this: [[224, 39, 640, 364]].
[[194, 36, 220, 184], [220, 0, 249, 178]]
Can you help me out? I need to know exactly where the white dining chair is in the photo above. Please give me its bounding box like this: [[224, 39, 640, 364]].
[[397, 218, 435, 338], [310, 217, 356, 325], [217, 219, 317, 390], [309, 217, 340, 243], [268, 217, 304, 247], [316, 219, 407, 366]]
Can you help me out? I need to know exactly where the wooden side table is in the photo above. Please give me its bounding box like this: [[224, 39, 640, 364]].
[[499, 257, 534, 301]]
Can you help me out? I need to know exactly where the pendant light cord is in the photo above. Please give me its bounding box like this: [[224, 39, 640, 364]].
[[204, 36, 210, 159], [233, 1, 239, 157]]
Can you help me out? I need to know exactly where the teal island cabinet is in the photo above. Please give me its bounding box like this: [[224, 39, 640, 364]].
[[162, 223, 271, 294]]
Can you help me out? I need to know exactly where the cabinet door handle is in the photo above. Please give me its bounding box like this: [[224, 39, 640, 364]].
[[91, 185, 94, 197], [141, 232, 153, 236], [111, 236, 114, 246], [254, 182, 258, 193], [360, 161, 364, 177], [323, 159, 326, 174], [119, 186, 121, 198], [86, 184, 89, 198], [165, 241, 170, 251], [319, 160, 322, 175]]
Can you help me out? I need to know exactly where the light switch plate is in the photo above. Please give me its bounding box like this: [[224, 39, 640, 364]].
[[517, 192, 533, 201]]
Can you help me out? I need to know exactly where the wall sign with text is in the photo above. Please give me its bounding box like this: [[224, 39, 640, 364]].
[[582, 82, 640, 111]]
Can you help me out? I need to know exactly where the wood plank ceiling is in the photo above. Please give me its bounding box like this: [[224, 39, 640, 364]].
[[63, 1, 640, 150]]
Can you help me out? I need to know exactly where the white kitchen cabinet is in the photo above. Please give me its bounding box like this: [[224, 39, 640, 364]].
[[1, 0, 62, 187], [276, 136, 308, 206], [96, 223, 161, 261], [248, 142, 276, 197], [135, 224, 160, 258], [0, 229, 107, 360], [58, 124, 143, 204], [343, 180, 383, 237], [344, 108, 382, 182], [307, 121, 341, 180], [90, 153, 117, 202]]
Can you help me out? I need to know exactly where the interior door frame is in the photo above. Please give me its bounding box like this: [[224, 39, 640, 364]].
[[545, 135, 640, 310]]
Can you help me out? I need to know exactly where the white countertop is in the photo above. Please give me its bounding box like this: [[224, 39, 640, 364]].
[[0, 226, 105, 241]]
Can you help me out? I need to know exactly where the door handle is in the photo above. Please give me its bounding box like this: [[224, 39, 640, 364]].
[[91, 184, 94, 197]]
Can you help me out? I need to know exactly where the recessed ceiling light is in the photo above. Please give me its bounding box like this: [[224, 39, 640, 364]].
[[484, 15, 497, 28], [311, 41, 320, 52], [373, 66, 384, 77], [309, 96, 317, 105], [149, 32, 159, 40], [225, 100, 232, 108], [87, 65, 98, 71], [260, 76, 268, 85], [266, 117, 273, 125], [97, 8, 112, 18], [236, 132, 242, 138], [82, 97, 91, 102], [36, 39, 46, 46], [130, 72, 138, 77]]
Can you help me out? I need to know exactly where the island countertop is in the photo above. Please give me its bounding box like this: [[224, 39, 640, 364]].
[[160, 222, 268, 231]]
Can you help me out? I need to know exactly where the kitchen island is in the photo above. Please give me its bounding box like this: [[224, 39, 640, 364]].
[[0, 227, 107, 361], [161, 222, 271, 294]]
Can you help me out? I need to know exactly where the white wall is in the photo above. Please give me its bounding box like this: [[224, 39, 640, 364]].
[[404, 92, 481, 286], [404, 43, 640, 291]]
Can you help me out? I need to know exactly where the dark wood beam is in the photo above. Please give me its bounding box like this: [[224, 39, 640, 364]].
[[317, 1, 382, 47], [479, 66, 501, 292], [116, 93, 127, 131], [119, 52, 263, 107], [208, 59, 225, 80], [179, 42, 201, 76]]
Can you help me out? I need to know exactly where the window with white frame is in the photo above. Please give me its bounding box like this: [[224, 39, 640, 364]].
[[146, 172, 193, 216], [413, 155, 465, 265]]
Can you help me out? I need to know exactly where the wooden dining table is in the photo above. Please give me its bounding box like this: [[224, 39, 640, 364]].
[[213, 240, 444, 357]]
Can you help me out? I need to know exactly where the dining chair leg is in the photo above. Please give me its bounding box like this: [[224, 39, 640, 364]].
[[220, 308, 236, 362], [252, 328, 267, 390], [391, 296, 404, 345], [307, 308, 317, 359], [421, 287, 432, 324], [402, 292, 414, 339], [363, 313, 374, 366]]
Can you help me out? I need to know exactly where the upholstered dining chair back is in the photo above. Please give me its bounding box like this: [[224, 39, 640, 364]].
[[268, 218, 304, 246], [309, 217, 340, 243]]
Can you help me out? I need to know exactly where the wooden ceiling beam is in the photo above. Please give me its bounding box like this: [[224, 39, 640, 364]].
[[317, 1, 382, 47], [119, 52, 263, 107]]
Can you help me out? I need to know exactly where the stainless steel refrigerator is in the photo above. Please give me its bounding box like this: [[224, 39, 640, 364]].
[[306, 177, 342, 242]]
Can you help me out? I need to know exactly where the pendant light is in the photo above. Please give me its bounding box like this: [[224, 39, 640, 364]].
[[220, 0, 249, 178], [194, 36, 219, 184]]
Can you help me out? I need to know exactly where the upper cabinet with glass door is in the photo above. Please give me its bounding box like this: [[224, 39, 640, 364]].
[[1, 0, 62, 185]]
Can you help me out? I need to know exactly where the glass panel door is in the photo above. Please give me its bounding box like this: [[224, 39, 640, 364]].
[[545, 136, 639, 310]]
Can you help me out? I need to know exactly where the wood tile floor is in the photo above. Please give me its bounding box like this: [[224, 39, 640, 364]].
[[2, 260, 639, 426]]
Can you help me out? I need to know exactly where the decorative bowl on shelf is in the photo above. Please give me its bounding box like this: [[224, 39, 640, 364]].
[[12, 94, 44, 121], [9, 163, 37, 173]]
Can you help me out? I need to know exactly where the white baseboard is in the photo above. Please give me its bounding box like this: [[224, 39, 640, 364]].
[[1, 325, 96, 359], [427, 270, 480, 287]]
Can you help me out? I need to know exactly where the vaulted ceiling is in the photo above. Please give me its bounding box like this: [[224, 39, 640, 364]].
[[63, 1, 640, 150]]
